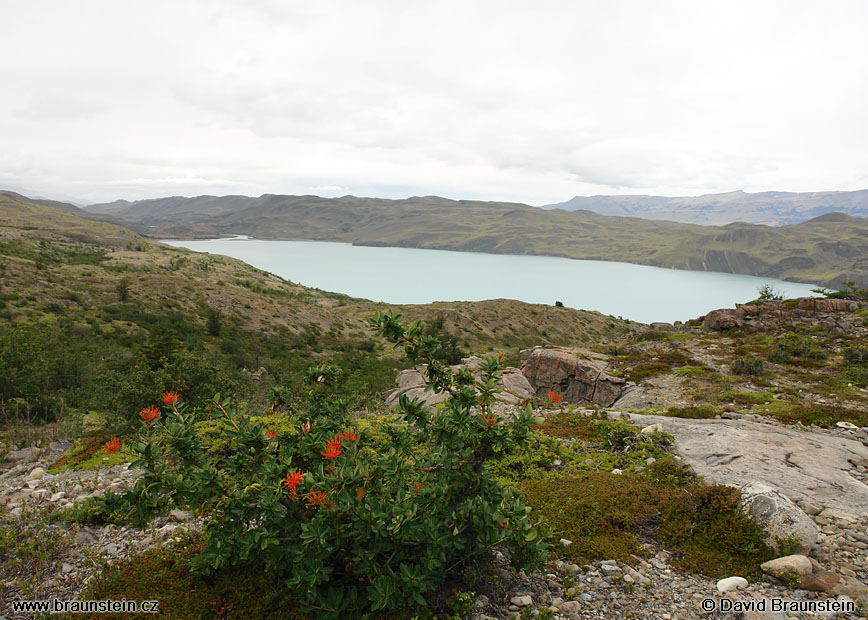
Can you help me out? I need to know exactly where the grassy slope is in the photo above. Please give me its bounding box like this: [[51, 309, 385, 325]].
[[0, 192, 633, 360], [89, 194, 868, 288]]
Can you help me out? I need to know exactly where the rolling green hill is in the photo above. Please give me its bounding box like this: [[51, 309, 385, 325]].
[[0, 192, 634, 423], [88, 193, 868, 288]]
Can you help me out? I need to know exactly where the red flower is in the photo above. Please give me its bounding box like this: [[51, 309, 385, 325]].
[[300, 421, 311, 434], [481, 411, 498, 428], [265, 430, 278, 438], [161, 391, 180, 406], [356, 486, 366, 500], [139, 406, 160, 424], [103, 437, 120, 454], [305, 490, 327, 507], [322, 434, 343, 459], [547, 390, 564, 404], [283, 469, 304, 491], [341, 429, 360, 442]]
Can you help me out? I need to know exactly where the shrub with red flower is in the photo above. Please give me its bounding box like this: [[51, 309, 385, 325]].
[[112, 316, 548, 619], [305, 489, 327, 507], [321, 434, 342, 459], [139, 406, 160, 423], [341, 429, 360, 442], [282, 469, 304, 498], [547, 390, 564, 404], [283, 469, 304, 491], [162, 391, 180, 406], [103, 437, 121, 454], [481, 411, 498, 428], [265, 430, 278, 438]]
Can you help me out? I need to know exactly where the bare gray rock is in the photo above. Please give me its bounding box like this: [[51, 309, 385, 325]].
[[26, 467, 46, 481], [621, 412, 868, 517], [5, 447, 40, 463]]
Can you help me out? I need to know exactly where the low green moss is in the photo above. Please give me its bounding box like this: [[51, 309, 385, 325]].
[[70, 542, 307, 620], [663, 405, 720, 419], [714, 390, 774, 405], [637, 459, 699, 488], [765, 403, 868, 427], [519, 472, 662, 561], [49, 436, 133, 473], [520, 473, 774, 578], [673, 365, 715, 377], [656, 485, 775, 578]]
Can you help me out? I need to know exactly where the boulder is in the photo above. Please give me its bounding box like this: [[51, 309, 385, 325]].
[[26, 467, 46, 481], [740, 482, 818, 553], [800, 570, 868, 603], [4, 447, 40, 463], [510, 595, 532, 607], [384, 358, 534, 410], [394, 369, 426, 390], [702, 307, 746, 331], [716, 576, 748, 594], [520, 346, 627, 407], [500, 369, 534, 400], [760, 555, 813, 578], [648, 322, 675, 331], [169, 509, 193, 522]]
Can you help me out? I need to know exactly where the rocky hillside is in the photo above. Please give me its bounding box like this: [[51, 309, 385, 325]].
[[2, 296, 867, 619], [86, 192, 868, 288]]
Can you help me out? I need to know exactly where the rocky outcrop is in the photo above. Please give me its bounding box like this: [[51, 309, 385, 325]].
[[740, 483, 818, 554], [619, 411, 868, 516], [699, 297, 867, 333], [384, 357, 535, 409], [519, 346, 627, 407]]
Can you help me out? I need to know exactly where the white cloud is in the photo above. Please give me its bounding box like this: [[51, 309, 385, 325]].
[[1, 0, 866, 204]]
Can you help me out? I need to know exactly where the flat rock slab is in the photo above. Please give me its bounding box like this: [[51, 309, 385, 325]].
[[621, 412, 868, 516]]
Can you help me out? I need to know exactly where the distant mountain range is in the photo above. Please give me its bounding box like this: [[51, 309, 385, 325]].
[[541, 190, 868, 226], [83, 192, 868, 289]]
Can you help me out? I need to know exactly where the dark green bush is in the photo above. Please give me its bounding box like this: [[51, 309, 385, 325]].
[[108, 313, 548, 618], [731, 357, 764, 376], [768, 334, 827, 365]]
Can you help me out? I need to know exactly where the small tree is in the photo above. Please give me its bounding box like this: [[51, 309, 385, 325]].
[[756, 284, 783, 301], [115, 277, 130, 302], [205, 307, 221, 337]]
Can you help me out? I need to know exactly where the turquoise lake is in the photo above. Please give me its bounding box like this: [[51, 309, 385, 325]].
[[162, 238, 821, 324]]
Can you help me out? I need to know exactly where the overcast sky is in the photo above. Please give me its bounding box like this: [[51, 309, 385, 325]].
[[1, 1, 866, 205]]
